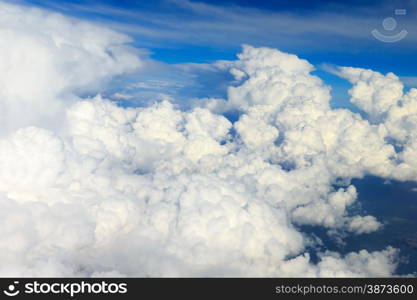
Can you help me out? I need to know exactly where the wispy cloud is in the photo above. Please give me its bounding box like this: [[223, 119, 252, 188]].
[[401, 76, 417, 87], [18, 0, 417, 51]]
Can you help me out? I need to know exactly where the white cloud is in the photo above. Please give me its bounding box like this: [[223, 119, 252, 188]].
[[128, 80, 184, 90], [37, 0, 417, 50], [111, 93, 133, 100], [0, 2, 415, 277], [278, 247, 398, 277], [337, 67, 403, 121], [336, 67, 417, 181], [347, 216, 382, 234], [0, 1, 142, 135]]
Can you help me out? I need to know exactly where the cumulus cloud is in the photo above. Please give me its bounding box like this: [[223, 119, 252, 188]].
[[1, 2, 416, 277], [337, 67, 404, 122], [0, 1, 141, 135], [337, 67, 417, 181]]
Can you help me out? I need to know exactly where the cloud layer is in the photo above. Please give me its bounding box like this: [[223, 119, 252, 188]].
[[0, 1, 141, 135], [1, 2, 416, 277]]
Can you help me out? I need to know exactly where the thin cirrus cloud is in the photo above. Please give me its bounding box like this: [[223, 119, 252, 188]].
[[16, 0, 417, 51], [1, 1, 417, 277]]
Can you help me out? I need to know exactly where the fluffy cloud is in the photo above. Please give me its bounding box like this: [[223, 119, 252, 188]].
[[0, 1, 141, 135], [278, 247, 398, 277], [337, 67, 403, 121], [1, 2, 416, 277], [338, 67, 417, 181]]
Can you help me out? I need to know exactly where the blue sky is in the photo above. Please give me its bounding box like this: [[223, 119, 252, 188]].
[[15, 0, 417, 109]]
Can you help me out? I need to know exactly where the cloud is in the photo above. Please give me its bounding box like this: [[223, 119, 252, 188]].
[[1, 2, 416, 277], [106, 60, 235, 108], [347, 216, 382, 234], [337, 67, 403, 121], [128, 80, 184, 90], [0, 1, 142, 135], [336, 67, 417, 181], [111, 93, 134, 100], [25, 0, 417, 51], [279, 247, 398, 277]]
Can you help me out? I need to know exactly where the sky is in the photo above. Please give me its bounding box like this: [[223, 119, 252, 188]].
[[11, 0, 416, 110], [0, 0, 416, 277], [17, 0, 417, 64]]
